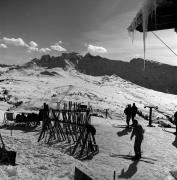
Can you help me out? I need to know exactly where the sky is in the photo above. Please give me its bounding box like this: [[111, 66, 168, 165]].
[[0, 0, 177, 66]]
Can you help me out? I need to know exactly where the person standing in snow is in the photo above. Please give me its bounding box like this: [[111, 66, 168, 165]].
[[174, 111, 177, 135], [131, 103, 138, 123], [130, 120, 144, 159], [124, 104, 132, 128]]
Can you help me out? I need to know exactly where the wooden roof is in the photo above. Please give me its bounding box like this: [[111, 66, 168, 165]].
[[128, 0, 177, 32]]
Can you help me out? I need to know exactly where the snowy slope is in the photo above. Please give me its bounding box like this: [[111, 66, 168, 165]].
[[0, 66, 176, 179], [1, 66, 177, 118]]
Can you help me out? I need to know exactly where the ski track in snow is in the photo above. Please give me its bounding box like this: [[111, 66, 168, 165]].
[[0, 66, 176, 179]]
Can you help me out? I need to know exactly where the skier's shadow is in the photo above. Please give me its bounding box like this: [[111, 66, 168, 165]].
[[118, 160, 139, 179], [117, 128, 132, 137], [172, 136, 177, 148]]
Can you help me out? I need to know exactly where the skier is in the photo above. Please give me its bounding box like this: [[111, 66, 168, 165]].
[[43, 103, 49, 117], [130, 120, 144, 159], [124, 104, 132, 128], [174, 111, 177, 135], [131, 103, 138, 123]]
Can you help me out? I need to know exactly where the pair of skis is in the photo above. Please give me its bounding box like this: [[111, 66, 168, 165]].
[[110, 153, 156, 164]]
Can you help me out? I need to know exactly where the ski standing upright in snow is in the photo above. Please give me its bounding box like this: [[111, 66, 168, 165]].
[[174, 111, 177, 135]]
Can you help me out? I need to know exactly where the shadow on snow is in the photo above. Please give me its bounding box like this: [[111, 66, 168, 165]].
[[116, 128, 132, 137], [118, 160, 139, 179]]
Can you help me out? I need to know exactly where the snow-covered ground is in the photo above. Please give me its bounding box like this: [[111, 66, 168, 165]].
[[0, 66, 176, 179]]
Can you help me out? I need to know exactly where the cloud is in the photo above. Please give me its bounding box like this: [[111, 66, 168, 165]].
[[29, 41, 38, 48], [0, 44, 7, 48], [50, 43, 67, 52], [39, 48, 51, 53], [3, 37, 28, 47], [87, 44, 107, 53], [2, 37, 39, 53], [27, 41, 39, 52], [27, 46, 38, 53]]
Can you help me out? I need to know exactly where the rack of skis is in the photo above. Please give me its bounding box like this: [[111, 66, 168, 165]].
[[38, 102, 99, 160]]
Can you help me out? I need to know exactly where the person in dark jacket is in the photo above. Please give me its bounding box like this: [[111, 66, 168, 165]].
[[124, 104, 132, 128], [131, 103, 138, 123], [130, 120, 144, 159]]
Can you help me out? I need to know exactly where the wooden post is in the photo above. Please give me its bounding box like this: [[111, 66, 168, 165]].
[[144, 106, 158, 127], [11, 124, 13, 136], [113, 171, 116, 180], [149, 107, 152, 126], [106, 109, 108, 119]]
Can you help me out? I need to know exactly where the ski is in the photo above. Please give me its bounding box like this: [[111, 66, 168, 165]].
[[110, 154, 155, 164], [110, 153, 157, 161], [112, 124, 131, 128], [162, 128, 176, 135]]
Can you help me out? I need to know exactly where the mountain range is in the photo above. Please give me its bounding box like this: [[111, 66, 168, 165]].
[[7, 52, 177, 95]]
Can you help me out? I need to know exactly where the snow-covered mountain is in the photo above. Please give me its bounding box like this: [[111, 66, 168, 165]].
[[16, 53, 177, 95], [0, 57, 177, 120], [0, 61, 176, 116]]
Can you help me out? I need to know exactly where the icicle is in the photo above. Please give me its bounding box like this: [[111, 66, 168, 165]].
[[128, 30, 135, 45], [142, 5, 148, 70], [141, 0, 159, 70], [128, 17, 136, 45], [143, 31, 146, 70], [128, 0, 165, 70], [153, 0, 157, 27]]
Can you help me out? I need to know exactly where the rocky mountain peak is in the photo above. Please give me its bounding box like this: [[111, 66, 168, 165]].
[[14, 54, 177, 95]]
